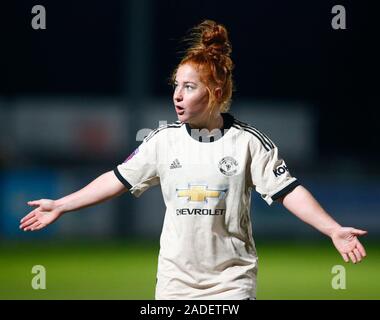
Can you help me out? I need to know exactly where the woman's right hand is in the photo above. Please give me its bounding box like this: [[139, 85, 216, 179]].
[[19, 199, 63, 231]]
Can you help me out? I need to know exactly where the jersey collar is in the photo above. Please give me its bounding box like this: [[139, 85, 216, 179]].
[[184, 113, 235, 143]]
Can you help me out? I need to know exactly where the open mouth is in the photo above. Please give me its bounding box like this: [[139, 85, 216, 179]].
[[175, 105, 185, 115]]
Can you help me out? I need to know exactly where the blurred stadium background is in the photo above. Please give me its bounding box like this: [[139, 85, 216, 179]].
[[1, 0, 379, 299]]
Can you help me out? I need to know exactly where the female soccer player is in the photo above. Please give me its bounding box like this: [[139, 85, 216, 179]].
[[19, 20, 367, 300]]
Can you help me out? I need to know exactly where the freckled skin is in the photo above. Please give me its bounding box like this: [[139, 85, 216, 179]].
[[173, 64, 222, 131]]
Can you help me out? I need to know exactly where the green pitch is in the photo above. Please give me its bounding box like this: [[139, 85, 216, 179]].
[[0, 240, 379, 300]]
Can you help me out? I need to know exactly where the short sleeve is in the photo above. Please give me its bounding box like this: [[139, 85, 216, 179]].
[[113, 135, 160, 197], [249, 138, 300, 205]]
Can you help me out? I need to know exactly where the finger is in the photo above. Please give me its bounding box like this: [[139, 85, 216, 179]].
[[27, 200, 42, 207], [20, 209, 37, 223], [353, 248, 362, 263], [20, 217, 38, 229], [352, 229, 368, 236], [33, 224, 46, 231], [356, 241, 367, 257], [341, 253, 349, 263], [25, 221, 41, 231], [348, 252, 357, 264]]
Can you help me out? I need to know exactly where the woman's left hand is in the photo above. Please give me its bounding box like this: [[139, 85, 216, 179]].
[[331, 227, 367, 263]]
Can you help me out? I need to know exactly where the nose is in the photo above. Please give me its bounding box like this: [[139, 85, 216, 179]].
[[173, 87, 183, 102]]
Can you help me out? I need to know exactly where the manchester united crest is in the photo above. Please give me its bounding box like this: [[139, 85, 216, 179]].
[[218, 156, 239, 176]]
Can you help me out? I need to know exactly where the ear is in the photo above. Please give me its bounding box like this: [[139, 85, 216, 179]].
[[214, 87, 222, 100]]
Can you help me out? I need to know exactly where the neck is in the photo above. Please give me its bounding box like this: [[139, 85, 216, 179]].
[[188, 113, 223, 131]]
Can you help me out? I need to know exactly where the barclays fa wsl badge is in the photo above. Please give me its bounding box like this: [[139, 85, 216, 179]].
[[218, 156, 238, 176]]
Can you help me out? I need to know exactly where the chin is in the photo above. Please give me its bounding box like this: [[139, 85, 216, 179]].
[[177, 113, 189, 122]]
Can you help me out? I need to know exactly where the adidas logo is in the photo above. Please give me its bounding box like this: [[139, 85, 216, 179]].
[[170, 158, 182, 169]]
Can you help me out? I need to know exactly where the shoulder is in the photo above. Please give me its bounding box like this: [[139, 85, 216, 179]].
[[144, 120, 184, 143], [231, 116, 275, 152]]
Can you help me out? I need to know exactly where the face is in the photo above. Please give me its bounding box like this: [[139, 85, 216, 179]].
[[173, 64, 210, 125]]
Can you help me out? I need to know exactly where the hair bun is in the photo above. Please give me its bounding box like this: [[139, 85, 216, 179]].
[[199, 20, 231, 57]]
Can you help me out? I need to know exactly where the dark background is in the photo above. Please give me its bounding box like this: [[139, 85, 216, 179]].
[[3, 0, 378, 164]]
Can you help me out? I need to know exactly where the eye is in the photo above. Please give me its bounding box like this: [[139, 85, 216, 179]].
[[185, 84, 194, 90]]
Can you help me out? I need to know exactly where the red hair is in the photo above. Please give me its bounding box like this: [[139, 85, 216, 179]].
[[172, 20, 234, 113]]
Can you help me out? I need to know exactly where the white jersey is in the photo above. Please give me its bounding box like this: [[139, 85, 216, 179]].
[[114, 113, 299, 300]]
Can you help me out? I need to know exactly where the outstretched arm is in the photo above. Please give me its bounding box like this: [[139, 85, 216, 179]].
[[279, 185, 367, 263], [19, 171, 127, 231]]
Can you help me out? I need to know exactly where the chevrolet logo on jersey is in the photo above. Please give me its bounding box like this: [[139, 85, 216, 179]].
[[176, 185, 227, 202]]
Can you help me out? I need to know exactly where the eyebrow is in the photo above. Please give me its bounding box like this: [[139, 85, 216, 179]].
[[174, 81, 197, 85]]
